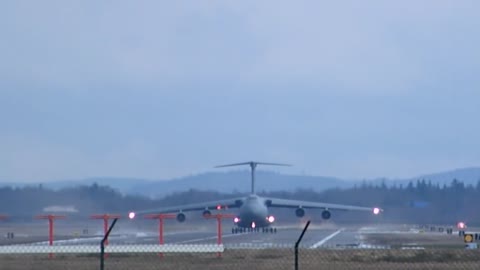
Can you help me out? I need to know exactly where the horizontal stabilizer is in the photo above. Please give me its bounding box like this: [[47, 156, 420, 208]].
[[215, 161, 291, 168]]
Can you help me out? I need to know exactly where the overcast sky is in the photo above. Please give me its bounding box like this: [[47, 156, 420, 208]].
[[1, 1, 479, 182]]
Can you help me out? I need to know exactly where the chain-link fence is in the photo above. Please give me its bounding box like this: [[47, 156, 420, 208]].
[[1, 244, 480, 270]]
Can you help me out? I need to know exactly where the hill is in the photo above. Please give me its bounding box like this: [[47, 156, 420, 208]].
[[2, 167, 480, 198]]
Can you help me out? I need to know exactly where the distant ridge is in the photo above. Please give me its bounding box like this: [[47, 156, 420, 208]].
[[129, 171, 352, 198], [1, 167, 480, 197], [412, 167, 480, 185], [0, 171, 349, 197]]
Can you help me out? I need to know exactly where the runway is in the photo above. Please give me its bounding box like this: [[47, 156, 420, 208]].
[[19, 225, 373, 249], [2, 222, 465, 251], [6, 218, 464, 250]]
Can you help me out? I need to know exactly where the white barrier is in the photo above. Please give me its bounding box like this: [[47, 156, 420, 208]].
[[0, 244, 224, 254]]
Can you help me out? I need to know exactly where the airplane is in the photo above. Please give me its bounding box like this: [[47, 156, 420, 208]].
[[128, 162, 382, 233]]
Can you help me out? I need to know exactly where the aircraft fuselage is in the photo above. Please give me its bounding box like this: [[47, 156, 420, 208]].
[[236, 194, 271, 228]]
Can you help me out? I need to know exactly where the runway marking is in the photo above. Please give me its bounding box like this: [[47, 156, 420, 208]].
[[310, 229, 344, 248], [175, 233, 245, 244]]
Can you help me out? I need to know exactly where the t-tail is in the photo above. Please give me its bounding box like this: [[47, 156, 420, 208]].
[[215, 161, 291, 194]]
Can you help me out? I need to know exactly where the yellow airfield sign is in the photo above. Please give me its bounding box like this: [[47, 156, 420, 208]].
[[464, 234, 474, 243]]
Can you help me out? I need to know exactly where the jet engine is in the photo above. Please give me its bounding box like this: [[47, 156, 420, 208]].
[[177, 213, 186, 222], [295, 207, 305, 217], [235, 200, 244, 207], [321, 210, 331, 220], [202, 210, 211, 217]]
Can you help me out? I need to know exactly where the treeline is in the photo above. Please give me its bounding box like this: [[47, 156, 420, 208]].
[[0, 183, 237, 219], [262, 179, 480, 224], [1, 179, 479, 224]]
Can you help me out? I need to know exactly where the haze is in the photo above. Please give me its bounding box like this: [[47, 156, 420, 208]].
[[1, 1, 479, 182]]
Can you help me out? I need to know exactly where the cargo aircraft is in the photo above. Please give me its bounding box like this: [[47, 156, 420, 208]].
[[128, 162, 382, 233]]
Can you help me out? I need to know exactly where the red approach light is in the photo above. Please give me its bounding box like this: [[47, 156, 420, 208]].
[[457, 222, 466, 229]]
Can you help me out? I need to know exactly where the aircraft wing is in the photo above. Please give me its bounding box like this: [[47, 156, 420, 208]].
[[132, 197, 244, 216], [263, 197, 380, 212]]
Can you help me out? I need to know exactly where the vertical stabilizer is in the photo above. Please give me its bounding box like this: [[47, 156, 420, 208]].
[[215, 161, 291, 194]]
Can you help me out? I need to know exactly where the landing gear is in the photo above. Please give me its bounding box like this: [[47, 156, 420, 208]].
[[232, 227, 247, 234], [232, 227, 277, 234], [261, 227, 277, 234]]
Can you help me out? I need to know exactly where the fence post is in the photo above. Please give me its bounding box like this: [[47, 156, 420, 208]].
[[100, 218, 118, 270], [295, 220, 310, 270]]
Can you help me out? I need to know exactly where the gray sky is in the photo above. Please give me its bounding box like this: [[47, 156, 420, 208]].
[[1, 1, 479, 182]]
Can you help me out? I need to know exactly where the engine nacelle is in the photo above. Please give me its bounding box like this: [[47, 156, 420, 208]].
[[295, 208, 305, 217], [202, 210, 211, 217], [177, 213, 186, 222], [321, 210, 331, 220], [235, 200, 243, 207]]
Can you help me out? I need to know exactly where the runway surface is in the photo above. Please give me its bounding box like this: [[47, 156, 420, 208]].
[[4, 221, 460, 250], [17, 224, 375, 249]]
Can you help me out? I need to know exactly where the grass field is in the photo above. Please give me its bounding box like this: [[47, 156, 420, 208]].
[[1, 249, 479, 270]]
